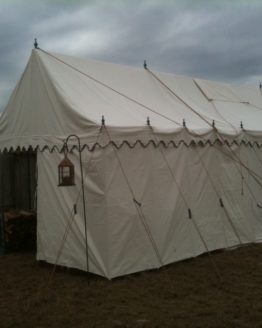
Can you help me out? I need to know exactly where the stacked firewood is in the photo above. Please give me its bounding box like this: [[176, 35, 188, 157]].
[[0, 209, 36, 252]]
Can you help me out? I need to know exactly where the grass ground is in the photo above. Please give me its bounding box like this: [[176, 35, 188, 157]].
[[1, 245, 262, 328]]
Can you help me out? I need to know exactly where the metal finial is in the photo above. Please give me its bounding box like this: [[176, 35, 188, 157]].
[[34, 38, 38, 49], [144, 60, 147, 69], [147, 117, 150, 126], [212, 120, 215, 128], [101, 115, 105, 126], [240, 121, 243, 129], [183, 119, 186, 127]]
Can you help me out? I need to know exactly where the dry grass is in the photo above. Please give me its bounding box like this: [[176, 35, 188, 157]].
[[1, 245, 262, 328]]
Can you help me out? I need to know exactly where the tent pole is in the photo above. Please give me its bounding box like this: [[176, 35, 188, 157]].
[[27, 152, 32, 210]]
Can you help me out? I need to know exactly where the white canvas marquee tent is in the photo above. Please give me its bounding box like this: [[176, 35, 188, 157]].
[[0, 48, 262, 278]]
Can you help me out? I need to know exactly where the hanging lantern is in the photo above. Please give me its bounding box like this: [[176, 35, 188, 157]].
[[58, 154, 75, 187]]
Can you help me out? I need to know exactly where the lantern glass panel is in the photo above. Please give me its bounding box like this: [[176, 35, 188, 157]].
[[63, 166, 70, 177]]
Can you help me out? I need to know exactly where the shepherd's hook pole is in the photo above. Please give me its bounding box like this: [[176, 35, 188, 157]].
[[65, 135, 89, 273]]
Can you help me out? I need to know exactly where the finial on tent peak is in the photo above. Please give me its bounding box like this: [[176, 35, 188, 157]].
[[240, 121, 244, 129], [182, 119, 186, 127], [34, 38, 38, 49], [147, 117, 150, 126], [101, 115, 105, 126], [212, 120, 215, 128], [144, 60, 147, 69]]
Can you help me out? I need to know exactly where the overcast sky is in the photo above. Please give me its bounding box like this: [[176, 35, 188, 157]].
[[1, 0, 262, 112]]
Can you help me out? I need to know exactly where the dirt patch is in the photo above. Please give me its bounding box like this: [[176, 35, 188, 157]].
[[1, 245, 262, 328]]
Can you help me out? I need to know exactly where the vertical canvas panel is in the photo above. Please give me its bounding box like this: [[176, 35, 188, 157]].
[[37, 149, 109, 277]]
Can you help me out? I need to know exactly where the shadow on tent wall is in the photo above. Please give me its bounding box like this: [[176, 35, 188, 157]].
[[0, 151, 37, 253]]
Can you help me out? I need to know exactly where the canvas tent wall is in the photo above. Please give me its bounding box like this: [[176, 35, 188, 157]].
[[0, 48, 262, 278]]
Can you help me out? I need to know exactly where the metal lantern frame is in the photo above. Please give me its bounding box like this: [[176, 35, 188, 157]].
[[58, 154, 75, 187]]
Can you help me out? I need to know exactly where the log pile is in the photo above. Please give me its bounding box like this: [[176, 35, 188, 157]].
[[0, 209, 36, 252]]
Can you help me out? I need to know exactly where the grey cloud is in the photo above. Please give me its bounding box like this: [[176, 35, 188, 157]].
[[1, 0, 262, 111]]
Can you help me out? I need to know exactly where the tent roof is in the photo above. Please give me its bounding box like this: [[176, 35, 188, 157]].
[[0, 49, 262, 151]]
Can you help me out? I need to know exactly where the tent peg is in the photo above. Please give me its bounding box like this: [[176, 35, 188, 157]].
[[144, 60, 147, 69], [147, 116, 151, 126], [182, 119, 186, 127], [34, 38, 38, 49], [212, 120, 215, 128], [240, 121, 244, 129], [101, 115, 105, 126]]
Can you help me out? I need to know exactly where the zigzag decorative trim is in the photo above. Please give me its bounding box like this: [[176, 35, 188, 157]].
[[0, 138, 262, 154]]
